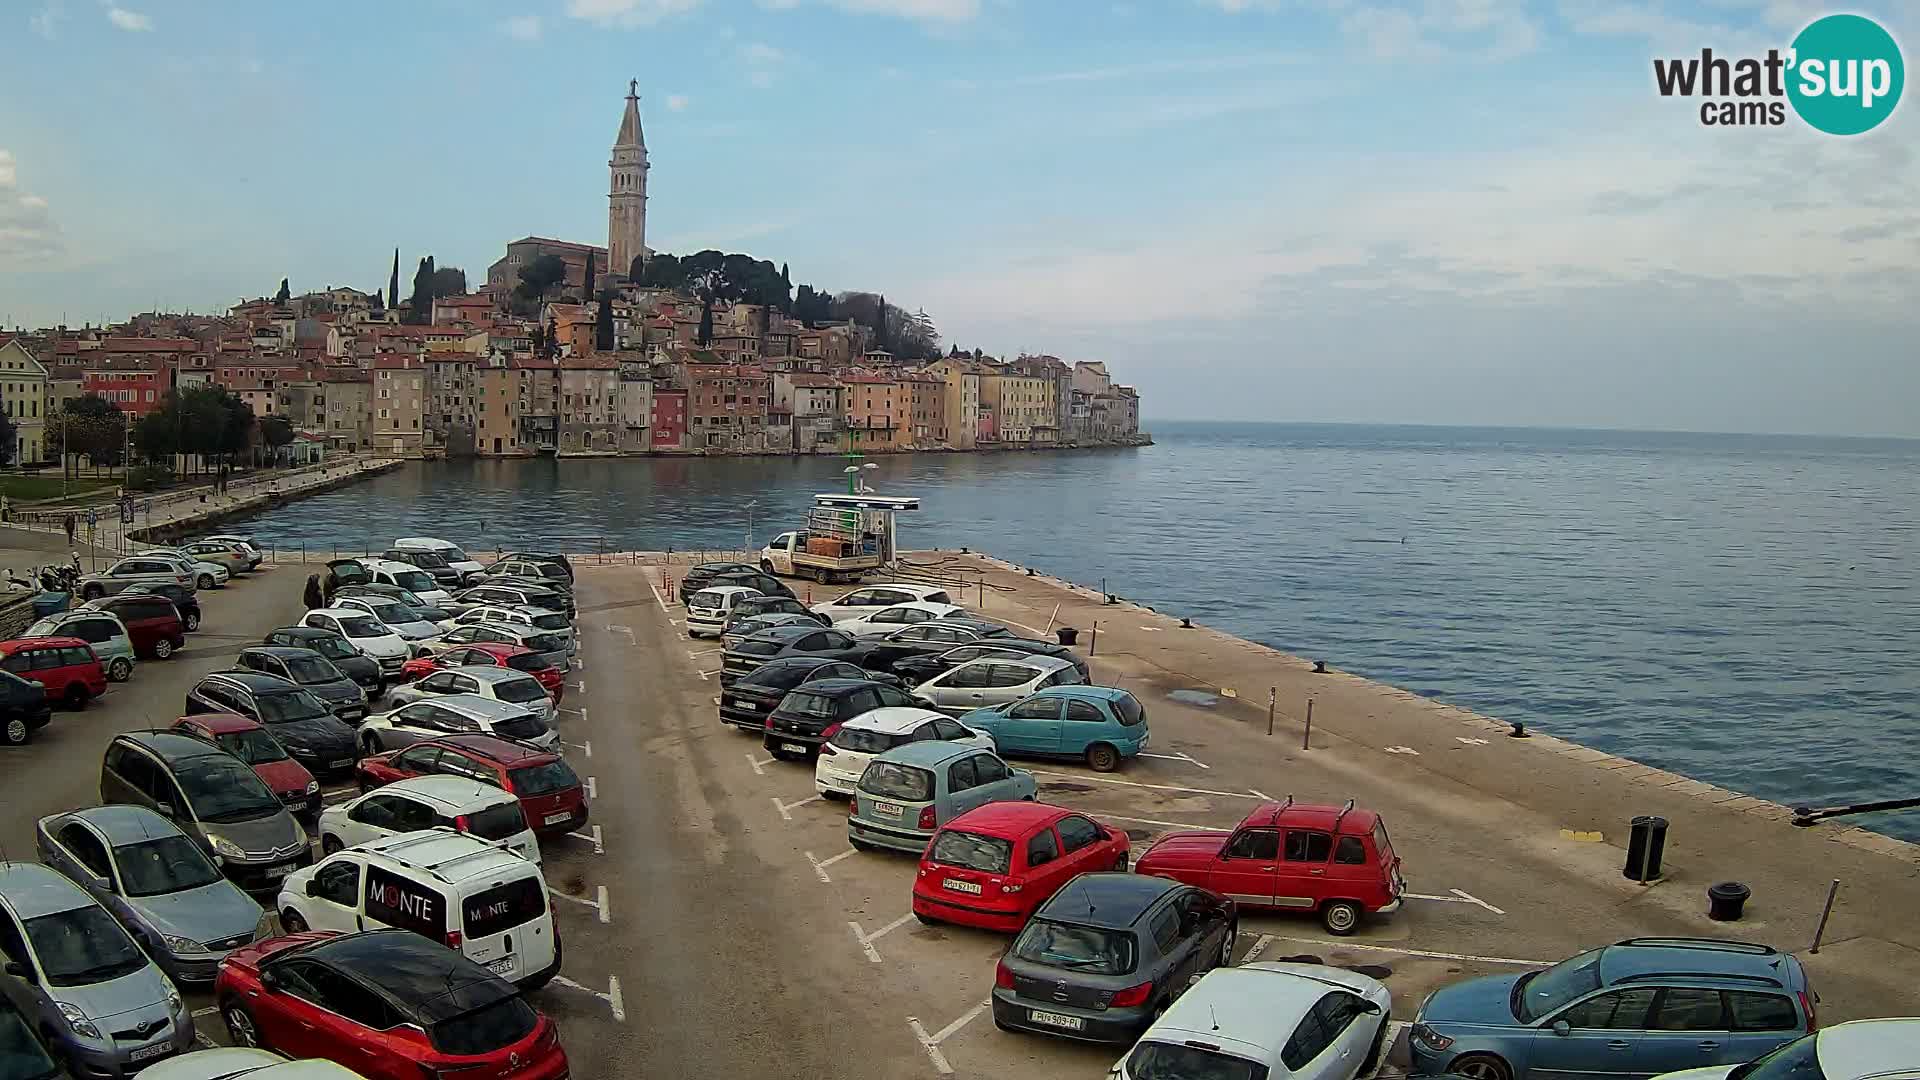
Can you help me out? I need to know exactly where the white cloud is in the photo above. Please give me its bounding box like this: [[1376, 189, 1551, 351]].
[[19, 195, 48, 209], [1209, 0, 1541, 59], [564, 0, 702, 27], [105, 5, 152, 31], [29, 2, 64, 38], [755, 0, 979, 20], [0, 149, 62, 265], [741, 41, 783, 86], [501, 14, 542, 40], [0, 150, 14, 188], [666, 93, 691, 110]]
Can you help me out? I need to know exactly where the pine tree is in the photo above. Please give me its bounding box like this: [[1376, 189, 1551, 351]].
[[388, 249, 401, 311], [583, 251, 597, 300]]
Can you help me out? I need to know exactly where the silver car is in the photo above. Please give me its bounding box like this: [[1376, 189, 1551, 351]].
[[388, 665, 556, 722], [0, 862, 194, 1076], [912, 654, 1086, 713], [135, 550, 229, 590], [177, 541, 252, 576], [358, 693, 557, 755], [76, 557, 196, 601], [34, 806, 268, 987], [452, 604, 576, 655], [331, 596, 444, 642]]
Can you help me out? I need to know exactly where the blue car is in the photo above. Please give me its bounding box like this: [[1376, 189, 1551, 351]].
[[1409, 937, 1815, 1080], [959, 686, 1148, 772]]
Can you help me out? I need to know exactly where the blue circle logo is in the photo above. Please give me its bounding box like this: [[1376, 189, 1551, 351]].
[[1787, 14, 1904, 135]]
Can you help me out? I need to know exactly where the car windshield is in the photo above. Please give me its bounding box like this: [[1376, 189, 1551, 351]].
[[0, 1000, 61, 1080], [509, 760, 578, 796], [177, 758, 285, 823], [829, 727, 900, 754], [493, 678, 547, 704], [859, 762, 934, 802], [1743, 1034, 1824, 1080], [281, 655, 339, 684], [409, 551, 450, 569], [1011, 918, 1137, 975], [24, 906, 147, 986], [303, 635, 357, 661], [524, 634, 565, 654], [362, 601, 407, 622], [113, 835, 224, 897], [257, 689, 333, 724], [503, 654, 549, 674], [430, 995, 537, 1056], [733, 639, 786, 657], [1125, 1042, 1267, 1080], [338, 616, 386, 637], [741, 664, 813, 690], [1517, 948, 1604, 1022], [929, 830, 1013, 873], [463, 802, 528, 841], [779, 691, 839, 719], [392, 570, 435, 592], [690, 590, 728, 608], [215, 728, 290, 765], [530, 613, 569, 630], [442, 546, 470, 562]]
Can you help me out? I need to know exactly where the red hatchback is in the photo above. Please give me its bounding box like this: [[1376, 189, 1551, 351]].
[[356, 733, 588, 835], [171, 712, 319, 817], [1132, 798, 1404, 935], [216, 929, 569, 1080], [912, 802, 1131, 933], [399, 642, 565, 702], [0, 637, 108, 709]]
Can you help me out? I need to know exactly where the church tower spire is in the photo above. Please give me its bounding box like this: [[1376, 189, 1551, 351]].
[[608, 79, 650, 284]]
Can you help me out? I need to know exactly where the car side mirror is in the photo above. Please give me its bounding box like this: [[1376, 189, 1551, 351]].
[[260, 968, 283, 990], [304, 879, 320, 898], [91, 872, 114, 893], [1359, 999, 1383, 1015], [3, 960, 34, 984], [1551, 1020, 1572, 1037], [155, 802, 175, 819]]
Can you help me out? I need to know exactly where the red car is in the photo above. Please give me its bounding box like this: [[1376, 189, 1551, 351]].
[[171, 712, 319, 817], [215, 929, 569, 1080], [0, 637, 108, 709], [83, 593, 187, 659], [356, 733, 588, 835], [398, 642, 565, 702], [1132, 798, 1404, 935], [912, 802, 1131, 932]]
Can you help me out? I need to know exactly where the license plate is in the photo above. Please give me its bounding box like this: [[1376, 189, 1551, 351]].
[[544, 811, 572, 825], [734, 700, 758, 710], [129, 1042, 173, 1062], [487, 956, 516, 976], [329, 758, 352, 768], [263, 863, 294, 879], [942, 878, 982, 894], [873, 801, 904, 819], [1028, 1010, 1084, 1031], [781, 742, 807, 753]]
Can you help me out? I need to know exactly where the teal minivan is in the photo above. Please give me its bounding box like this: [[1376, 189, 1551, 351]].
[[25, 608, 136, 682], [958, 686, 1148, 772]]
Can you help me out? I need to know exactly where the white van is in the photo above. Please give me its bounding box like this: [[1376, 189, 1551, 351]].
[[360, 557, 454, 606], [277, 829, 560, 989], [393, 537, 484, 583], [686, 585, 763, 639]]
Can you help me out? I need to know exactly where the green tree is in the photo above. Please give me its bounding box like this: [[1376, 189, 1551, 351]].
[[583, 251, 597, 301], [408, 256, 438, 322], [515, 255, 568, 303], [388, 248, 401, 310], [595, 297, 615, 352], [0, 411, 15, 466], [259, 415, 295, 463], [274, 278, 290, 304], [429, 265, 467, 297], [693, 269, 729, 347]]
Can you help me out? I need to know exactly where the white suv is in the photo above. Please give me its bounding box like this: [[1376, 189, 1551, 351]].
[[319, 775, 541, 864]]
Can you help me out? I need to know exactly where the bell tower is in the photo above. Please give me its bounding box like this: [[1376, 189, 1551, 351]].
[[608, 79, 649, 283]]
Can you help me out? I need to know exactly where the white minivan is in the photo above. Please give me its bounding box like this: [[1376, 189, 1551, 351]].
[[393, 537, 484, 583], [300, 607, 415, 678], [277, 829, 560, 989], [318, 775, 542, 864], [360, 557, 454, 606], [686, 585, 763, 639]]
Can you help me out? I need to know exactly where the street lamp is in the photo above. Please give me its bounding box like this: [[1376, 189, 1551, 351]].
[[842, 461, 880, 495], [745, 499, 758, 555]]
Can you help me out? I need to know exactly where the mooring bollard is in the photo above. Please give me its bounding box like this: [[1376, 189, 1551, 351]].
[[1707, 881, 1751, 921], [1088, 621, 1099, 656], [1266, 687, 1276, 736]]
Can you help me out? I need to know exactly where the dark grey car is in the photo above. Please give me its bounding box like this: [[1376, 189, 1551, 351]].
[[262, 626, 383, 693], [34, 806, 266, 987], [232, 647, 368, 724]]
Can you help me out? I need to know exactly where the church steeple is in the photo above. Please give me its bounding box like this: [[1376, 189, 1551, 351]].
[[615, 79, 645, 149], [608, 80, 650, 283]]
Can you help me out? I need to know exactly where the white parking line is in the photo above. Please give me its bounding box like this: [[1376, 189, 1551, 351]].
[[572, 680, 587, 693], [746, 752, 772, 776], [1031, 770, 1265, 801], [1261, 935, 1547, 967], [1451, 888, 1505, 915], [1242, 933, 1275, 963], [1399, 889, 1504, 915], [1138, 750, 1209, 769], [564, 825, 604, 854], [558, 707, 586, 718], [565, 740, 592, 758], [697, 668, 722, 680], [687, 648, 720, 660], [548, 885, 611, 924], [1248, 788, 1274, 800], [908, 998, 992, 1076], [806, 848, 857, 883], [585, 776, 597, 799], [647, 578, 670, 614], [773, 794, 824, 821], [549, 973, 626, 1022], [847, 912, 915, 963], [607, 624, 635, 642], [192, 1006, 219, 1018]]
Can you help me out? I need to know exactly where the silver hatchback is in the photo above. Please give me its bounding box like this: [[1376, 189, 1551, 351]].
[[913, 654, 1086, 714]]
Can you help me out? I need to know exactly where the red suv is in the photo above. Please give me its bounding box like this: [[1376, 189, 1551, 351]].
[[172, 713, 320, 817], [399, 642, 565, 702], [356, 733, 587, 835], [82, 594, 187, 659], [0, 637, 108, 709], [215, 929, 569, 1080], [913, 802, 1131, 932], [1132, 798, 1404, 935]]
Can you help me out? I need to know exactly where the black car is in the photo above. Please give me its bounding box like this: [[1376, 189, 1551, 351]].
[[459, 582, 573, 618], [762, 677, 928, 759], [893, 639, 1091, 683], [183, 671, 359, 779], [116, 581, 203, 632], [262, 626, 383, 692], [859, 618, 1017, 670], [992, 874, 1238, 1043], [323, 557, 371, 595], [381, 548, 463, 587], [705, 570, 795, 600], [719, 656, 872, 731], [722, 625, 877, 685], [497, 551, 574, 580], [679, 561, 761, 603], [233, 646, 370, 723], [726, 595, 827, 632], [0, 669, 53, 747]]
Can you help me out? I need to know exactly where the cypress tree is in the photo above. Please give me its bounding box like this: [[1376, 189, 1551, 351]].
[[583, 251, 597, 300], [595, 296, 615, 352], [389, 249, 400, 311]]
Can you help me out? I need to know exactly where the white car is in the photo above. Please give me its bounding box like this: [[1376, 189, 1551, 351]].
[[832, 601, 970, 639], [360, 556, 454, 606], [1651, 1018, 1920, 1080], [200, 534, 266, 568], [299, 607, 414, 678], [332, 595, 445, 642], [358, 693, 557, 754], [814, 706, 994, 799], [686, 585, 763, 639], [1113, 962, 1392, 1080], [393, 536, 484, 582], [454, 604, 576, 654], [389, 665, 556, 722], [809, 583, 955, 624], [318, 775, 540, 864], [126, 1047, 362, 1079]]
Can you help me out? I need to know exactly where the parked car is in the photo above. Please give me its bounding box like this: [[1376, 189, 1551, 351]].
[[450, 605, 575, 655], [170, 713, 319, 817], [298, 609, 412, 680], [392, 536, 484, 581], [960, 686, 1149, 772], [358, 694, 555, 755], [100, 731, 313, 893], [0, 993, 65, 1080], [1135, 799, 1405, 936], [719, 656, 872, 731], [200, 534, 264, 568], [478, 558, 572, 590], [357, 558, 451, 606], [701, 570, 793, 600], [721, 624, 876, 685], [915, 654, 1087, 714], [35, 805, 269, 987], [810, 583, 954, 623], [1113, 962, 1392, 1080], [355, 734, 587, 836], [1647, 1019, 1920, 1080], [135, 1047, 366, 1079], [329, 597, 442, 643], [262, 627, 382, 694], [991, 873, 1237, 1043], [76, 556, 196, 600], [233, 647, 369, 724], [333, 584, 454, 625], [277, 831, 560, 989], [388, 666, 555, 723], [380, 547, 463, 588], [112, 583, 201, 634], [0, 862, 194, 1076], [498, 551, 572, 580], [677, 561, 760, 603], [890, 638, 1091, 684], [135, 549, 228, 590], [318, 775, 539, 863], [457, 582, 573, 619], [815, 707, 994, 799], [848, 742, 1037, 854], [183, 672, 360, 780], [722, 612, 826, 650], [763, 677, 930, 759], [25, 610, 135, 682], [400, 643, 564, 702], [421, 623, 569, 671], [0, 638, 107, 710], [724, 594, 826, 632], [911, 802, 1128, 931], [0, 670, 51, 747], [857, 618, 1015, 670], [178, 540, 254, 576], [320, 558, 370, 595], [1409, 938, 1817, 1080], [685, 585, 762, 639], [833, 601, 972, 640], [214, 929, 569, 1076], [81, 592, 188, 658]]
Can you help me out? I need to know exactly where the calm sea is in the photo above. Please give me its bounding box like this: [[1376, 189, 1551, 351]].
[[231, 422, 1920, 841]]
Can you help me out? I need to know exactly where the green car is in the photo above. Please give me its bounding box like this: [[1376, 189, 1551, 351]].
[[25, 609, 137, 682]]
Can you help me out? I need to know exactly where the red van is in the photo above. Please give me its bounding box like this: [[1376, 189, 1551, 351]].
[[0, 637, 109, 709], [82, 594, 186, 659]]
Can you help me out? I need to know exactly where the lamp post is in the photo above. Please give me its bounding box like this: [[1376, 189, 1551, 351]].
[[841, 461, 879, 496], [745, 499, 758, 556]]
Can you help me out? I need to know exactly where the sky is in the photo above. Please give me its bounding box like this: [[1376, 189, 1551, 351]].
[[2, 0, 1917, 437]]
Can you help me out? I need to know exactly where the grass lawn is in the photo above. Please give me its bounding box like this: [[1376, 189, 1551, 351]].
[[0, 473, 120, 502]]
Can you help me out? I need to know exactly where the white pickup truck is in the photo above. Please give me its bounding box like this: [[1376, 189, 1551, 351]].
[[758, 530, 883, 584]]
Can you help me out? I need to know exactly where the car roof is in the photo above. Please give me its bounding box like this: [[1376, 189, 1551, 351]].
[[941, 800, 1069, 836], [845, 706, 953, 734], [406, 693, 532, 719], [1037, 872, 1177, 928], [1817, 1019, 1920, 1080], [308, 606, 382, 620], [955, 653, 1074, 673], [742, 624, 818, 644], [693, 585, 760, 598], [359, 558, 420, 574], [1597, 938, 1797, 991], [847, 583, 948, 597], [1242, 800, 1381, 836], [119, 729, 233, 763], [0, 636, 88, 652], [692, 561, 756, 572], [269, 626, 334, 639], [351, 829, 534, 882], [243, 646, 327, 660], [393, 537, 460, 548], [177, 711, 264, 734], [302, 930, 512, 1022], [206, 670, 303, 693], [0, 861, 94, 918], [759, 654, 847, 671], [877, 740, 990, 767], [860, 600, 959, 615], [924, 616, 1006, 634], [54, 803, 187, 845], [374, 776, 517, 811], [443, 666, 538, 685], [1031, 685, 1132, 703], [1151, 963, 1383, 1057], [431, 733, 555, 764], [792, 677, 889, 697]]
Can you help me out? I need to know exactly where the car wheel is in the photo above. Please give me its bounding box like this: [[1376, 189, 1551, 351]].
[[2, 716, 28, 746], [62, 684, 87, 709], [813, 568, 830, 584], [1321, 899, 1363, 936], [280, 910, 308, 933], [1218, 919, 1237, 967], [761, 559, 776, 574], [80, 584, 104, 600], [1085, 743, 1120, 772], [184, 611, 201, 631], [107, 657, 132, 682], [362, 734, 382, 756], [222, 1001, 264, 1049], [1112, 852, 1129, 871], [687, 629, 700, 639], [198, 573, 215, 589], [1449, 1054, 1513, 1080], [321, 836, 343, 856], [153, 638, 174, 659]]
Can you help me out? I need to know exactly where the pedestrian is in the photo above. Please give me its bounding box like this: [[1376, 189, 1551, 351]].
[[303, 574, 324, 610], [321, 571, 335, 606], [63, 513, 76, 546]]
